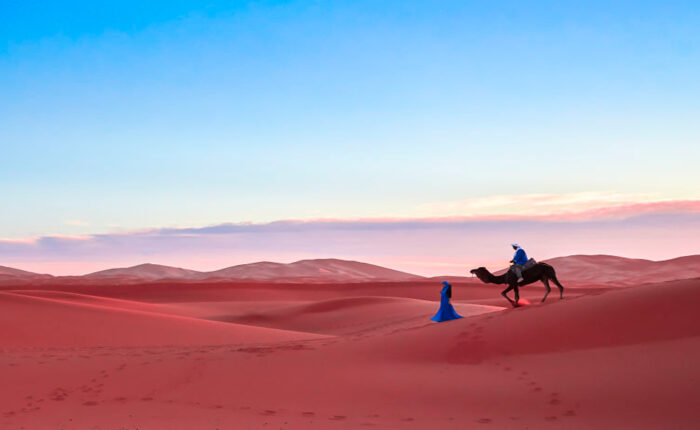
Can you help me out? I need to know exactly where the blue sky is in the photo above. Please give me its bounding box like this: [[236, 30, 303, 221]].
[[1, 1, 699, 273]]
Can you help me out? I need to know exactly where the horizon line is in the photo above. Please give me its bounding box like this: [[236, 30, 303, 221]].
[[3, 252, 700, 278]]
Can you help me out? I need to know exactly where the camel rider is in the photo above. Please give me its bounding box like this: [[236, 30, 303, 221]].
[[510, 243, 528, 282]]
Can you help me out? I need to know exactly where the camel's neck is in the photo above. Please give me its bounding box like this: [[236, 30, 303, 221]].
[[482, 270, 508, 285]]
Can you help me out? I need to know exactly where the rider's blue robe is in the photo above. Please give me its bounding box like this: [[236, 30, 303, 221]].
[[431, 284, 463, 322]]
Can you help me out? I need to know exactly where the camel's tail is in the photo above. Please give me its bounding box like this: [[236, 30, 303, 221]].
[[540, 263, 564, 291], [542, 263, 565, 291], [550, 274, 564, 290]]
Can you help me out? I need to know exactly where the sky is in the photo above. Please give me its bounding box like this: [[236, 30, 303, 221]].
[[1, 1, 699, 275]]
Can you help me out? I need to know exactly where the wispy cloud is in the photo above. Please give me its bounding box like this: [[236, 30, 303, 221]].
[[1, 196, 699, 276], [417, 192, 700, 220]]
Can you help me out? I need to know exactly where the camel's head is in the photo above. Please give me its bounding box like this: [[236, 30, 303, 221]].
[[470, 267, 490, 282]]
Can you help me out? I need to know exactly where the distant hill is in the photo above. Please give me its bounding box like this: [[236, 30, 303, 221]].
[[3, 255, 699, 286], [541, 254, 700, 284], [0, 265, 53, 286], [85, 263, 202, 280], [81, 259, 423, 283], [0, 265, 50, 278], [197, 259, 424, 283]]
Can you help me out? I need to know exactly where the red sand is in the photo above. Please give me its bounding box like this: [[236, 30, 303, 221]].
[[1, 277, 699, 429], [541, 254, 700, 284]]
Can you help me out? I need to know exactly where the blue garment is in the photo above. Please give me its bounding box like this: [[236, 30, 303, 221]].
[[431, 283, 463, 322], [512, 247, 528, 265]]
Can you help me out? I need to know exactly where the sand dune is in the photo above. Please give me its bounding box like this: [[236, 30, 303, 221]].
[[84, 263, 202, 280], [9, 278, 590, 305], [0, 266, 52, 286], [0, 266, 49, 277], [0, 275, 698, 429], [541, 254, 700, 284], [1, 258, 426, 285], [198, 258, 424, 282], [349, 278, 700, 364], [202, 296, 500, 335], [79, 258, 425, 283], [0, 291, 324, 348], [3, 254, 699, 287], [10, 289, 500, 336]]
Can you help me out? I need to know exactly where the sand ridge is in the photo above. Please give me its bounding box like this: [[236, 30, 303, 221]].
[[0, 277, 698, 428]]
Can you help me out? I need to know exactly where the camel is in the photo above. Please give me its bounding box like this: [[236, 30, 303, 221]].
[[470, 263, 564, 307]]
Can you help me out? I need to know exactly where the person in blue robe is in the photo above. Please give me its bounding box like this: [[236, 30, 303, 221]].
[[431, 281, 463, 322], [510, 243, 529, 282]]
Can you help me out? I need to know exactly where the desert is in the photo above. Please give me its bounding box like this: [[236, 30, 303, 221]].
[[1, 256, 698, 429]]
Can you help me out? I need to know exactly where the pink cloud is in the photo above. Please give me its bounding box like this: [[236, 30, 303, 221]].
[[2, 195, 699, 276], [1, 202, 698, 276], [417, 192, 700, 221]]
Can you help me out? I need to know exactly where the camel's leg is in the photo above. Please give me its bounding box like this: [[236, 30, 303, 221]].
[[513, 286, 520, 307], [541, 277, 551, 303], [550, 275, 564, 299], [501, 285, 516, 307]]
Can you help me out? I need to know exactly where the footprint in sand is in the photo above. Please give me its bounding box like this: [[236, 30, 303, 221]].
[[563, 410, 576, 417], [50, 388, 68, 401], [141, 397, 154, 402], [401, 417, 415, 422], [82, 401, 98, 406], [545, 416, 558, 421], [260, 410, 276, 416], [302, 412, 316, 417], [114, 397, 127, 402], [329, 415, 347, 421], [20, 407, 36, 413], [477, 418, 492, 424]]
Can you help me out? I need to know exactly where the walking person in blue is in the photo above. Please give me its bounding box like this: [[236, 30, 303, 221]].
[[431, 281, 463, 322]]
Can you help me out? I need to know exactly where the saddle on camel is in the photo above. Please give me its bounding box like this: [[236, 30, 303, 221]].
[[470, 244, 564, 307]]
